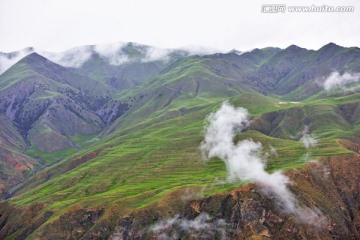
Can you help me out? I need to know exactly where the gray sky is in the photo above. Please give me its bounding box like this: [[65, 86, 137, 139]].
[[1, 0, 359, 52]]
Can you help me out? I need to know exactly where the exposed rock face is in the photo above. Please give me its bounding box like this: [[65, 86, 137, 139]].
[[0, 203, 53, 239], [0, 53, 127, 154], [96, 100, 130, 125], [0, 115, 35, 199], [1, 154, 360, 239], [0, 148, 34, 198], [104, 154, 360, 240]]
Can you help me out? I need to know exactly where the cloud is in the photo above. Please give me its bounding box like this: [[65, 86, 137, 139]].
[[0, 48, 34, 74], [199, 103, 295, 210], [200, 102, 325, 223], [94, 42, 177, 65], [93, 42, 130, 65], [323, 71, 360, 91], [142, 45, 229, 62], [0, 45, 95, 74], [40, 45, 93, 68], [151, 212, 227, 240], [180, 45, 225, 56], [180, 187, 205, 201], [0, 42, 190, 73], [142, 47, 172, 62], [300, 126, 318, 149]]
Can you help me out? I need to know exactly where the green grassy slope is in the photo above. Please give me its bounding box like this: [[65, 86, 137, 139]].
[[102, 54, 283, 135], [6, 90, 359, 238]]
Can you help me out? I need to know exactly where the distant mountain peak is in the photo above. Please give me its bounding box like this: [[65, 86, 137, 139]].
[[0, 48, 35, 75], [229, 49, 243, 55], [320, 42, 343, 51], [20, 52, 45, 61], [17, 52, 59, 69], [285, 44, 304, 51]]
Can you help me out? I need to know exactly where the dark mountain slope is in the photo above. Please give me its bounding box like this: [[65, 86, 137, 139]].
[[0, 53, 107, 153], [18, 53, 113, 100], [0, 115, 36, 199]]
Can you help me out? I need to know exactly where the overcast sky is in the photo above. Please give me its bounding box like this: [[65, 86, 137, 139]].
[[0, 0, 359, 52]]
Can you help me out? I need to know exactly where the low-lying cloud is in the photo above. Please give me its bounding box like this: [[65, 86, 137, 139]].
[[40, 46, 93, 68], [200, 102, 324, 223], [94, 42, 129, 65], [0, 48, 34, 74], [323, 71, 360, 91], [142, 47, 173, 62], [151, 212, 227, 240], [200, 102, 296, 212], [300, 126, 318, 149], [0, 42, 181, 74], [180, 45, 225, 56], [0, 42, 232, 75]]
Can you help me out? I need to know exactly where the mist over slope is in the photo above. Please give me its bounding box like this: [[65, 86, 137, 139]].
[[0, 42, 359, 239]]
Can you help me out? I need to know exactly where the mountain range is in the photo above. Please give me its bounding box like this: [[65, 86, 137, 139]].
[[0, 42, 360, 239]]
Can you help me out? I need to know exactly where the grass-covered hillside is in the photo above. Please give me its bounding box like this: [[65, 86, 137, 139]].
[[3, 89, 359, 238], [0, 42, 359, 239]]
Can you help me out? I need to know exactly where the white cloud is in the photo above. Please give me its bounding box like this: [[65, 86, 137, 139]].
[[142, 47, 172, 62], [323, 71, 360, 91], [199, 103, 296, 212], [0, 42, 187, 74], [0, 45, 95, 74], [180, 45, 224, 56], [151, 213, 227, 240], [200, 102, 325, 223], [300, 126, 318, 149], [40, 45, 93, 68], [94, 42, 130, 65], [0, 48, 34, 74]]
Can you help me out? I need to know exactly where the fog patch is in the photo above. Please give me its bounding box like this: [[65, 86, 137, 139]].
[[323, 71, 360, 91], [151, 213, 227, 240], [180, 45, 225, 56], [40, 46, 93, 68], [180, 179, 224, 201], [142, 47, 172, 62], [300, 126, 318, 149], [263, 144, 278, 159], [0, 42, 233, 73], [200, 102, 325, 224], [94, 42, 129, 65], [181, 187, 206, 201], [0, 48, 34, 74]]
